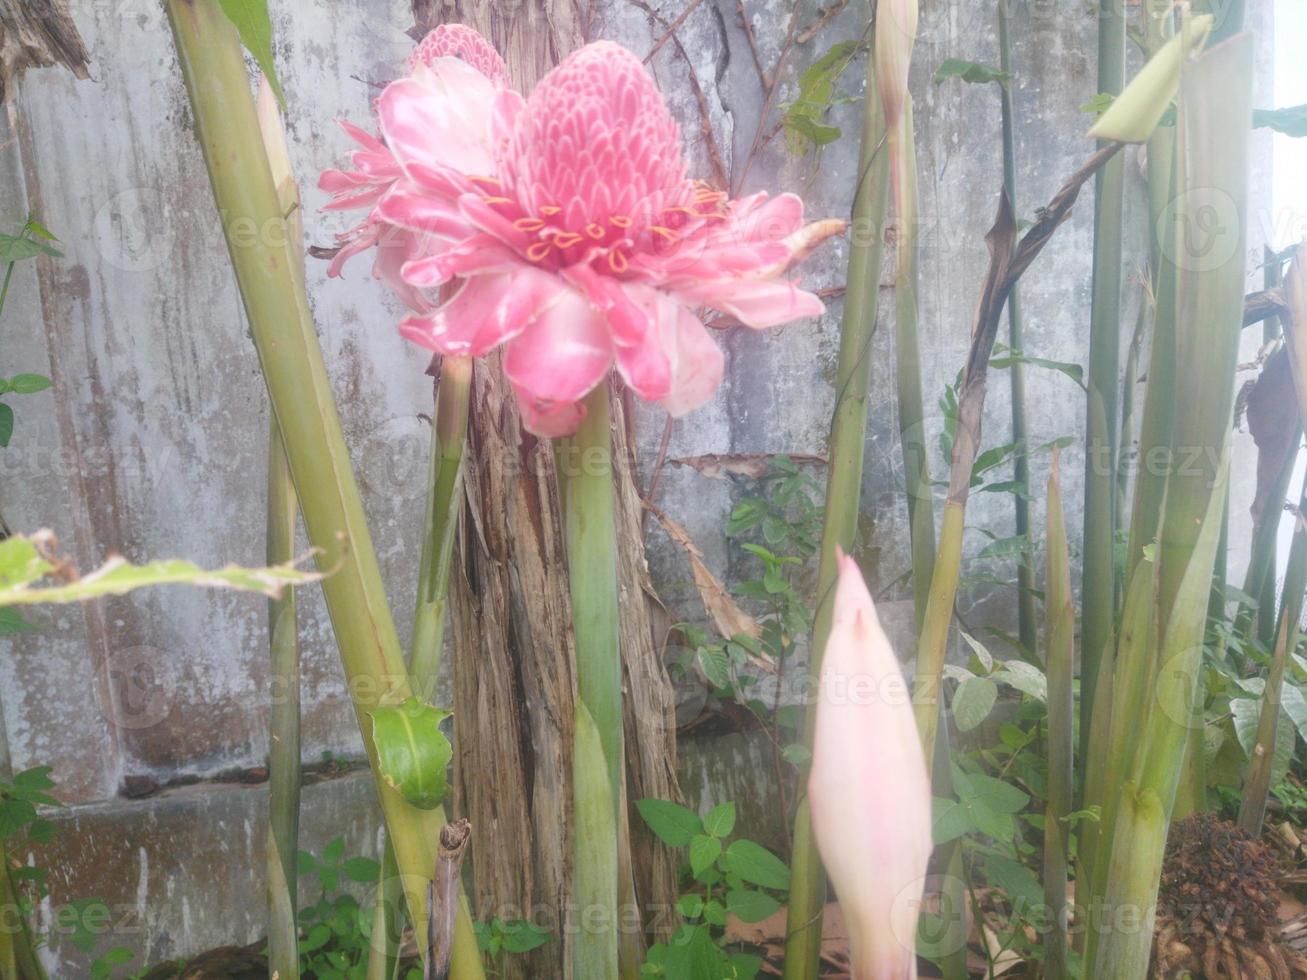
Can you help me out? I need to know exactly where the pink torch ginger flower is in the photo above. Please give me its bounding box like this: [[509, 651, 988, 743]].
[[321, 28, 841, 435], [808, 552, 932, 980]]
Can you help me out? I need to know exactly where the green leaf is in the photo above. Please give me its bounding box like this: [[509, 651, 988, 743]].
[[697, 646, 731, 690], [721, 839, 790, 891], [1080, 92, 1115, 117], [0, 402, 12, 448], [323, 838, 344, 865], [0, 798, 36, 837], [989, 351, 1086, 390], [952, 676, 997, 732], [781, 743, 810, 767], [0, 530, 322, 607], [676, 893, 704, 919], [366, 699, 452, 809], [500, 920, 551, 953], [703, 899, 727, 927], [726, 888, 780, 923], [1089, 14, 1214, 142], [932, 797, 973, 845], [729, 952, 763, 979], [993, 661, 1048, 702], [703, 801, 736, 838], [216, 0, 285, 104], [636, 798, 703, 848], [342, 856, 380, 883], [983, 854, 1044, 915], [6, 374, 52, 395], [967, 773, 1030, 815], [0, 608, 33, 635], [0, 235, 47, 263], [296, 850, 316, 875], [1254, 104, 1307, 137], [932, 58, 1008, 87], [689, 834, 721, 877]]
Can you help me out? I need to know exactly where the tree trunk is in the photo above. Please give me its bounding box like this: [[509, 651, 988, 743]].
[[0, 0, 89, 103], [432, 8, 681, 978]]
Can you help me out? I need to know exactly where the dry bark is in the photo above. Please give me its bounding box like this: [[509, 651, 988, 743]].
[[432, 8, 680, 979], [0, 0, 89, 103]]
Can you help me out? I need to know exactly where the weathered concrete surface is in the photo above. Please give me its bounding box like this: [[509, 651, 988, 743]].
[[0, 0, 1282, 968], [29, 771, 384, 974]]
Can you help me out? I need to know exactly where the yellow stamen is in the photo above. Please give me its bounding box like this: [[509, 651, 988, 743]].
[[609, 215, 632, 228], [513, 217, 546, 232], [586, 223, 606, 240], [649, 225, 677, 242], [527, 241, 554, 263], [608, 249, 629, 273], [482, 196, 513, 206], [540, 204, 562, 216], [553, 232, 583, 249]]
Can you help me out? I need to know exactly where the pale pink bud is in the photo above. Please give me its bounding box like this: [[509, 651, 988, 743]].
[[808, 551, 932, 980]]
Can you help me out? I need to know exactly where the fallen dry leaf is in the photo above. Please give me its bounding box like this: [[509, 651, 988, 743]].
[[647, 505, 773, 670]]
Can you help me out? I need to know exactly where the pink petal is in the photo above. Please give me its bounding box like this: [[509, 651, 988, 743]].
[[375, 185, 473, 239], [339, 118, 386, 154], [657, 304, 724, 417], [672, 277, 825, 329], [513, 396, 587, 438], [399, 269, 565, 357], [401, 235, 526, 288], [378, 59, 497, 181], [503, 286, 612, 408]]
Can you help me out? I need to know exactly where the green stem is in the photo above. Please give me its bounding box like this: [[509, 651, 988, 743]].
[[1238, 469, 1307, 835], [0, 262, 15, 323], [1043, 452, 1073, 978], [890, 98, 937, 634], [410, 357, 472, 695], [558, 381, 622, 978], [997, 0, 1036, 661], [267, 427, 301, 980], [1080, 0, 1127, 770], [369, 356, 473, 980], [0, 838, 45, 980], [780, 38, 890, 980], [164, 6, 482, 976]]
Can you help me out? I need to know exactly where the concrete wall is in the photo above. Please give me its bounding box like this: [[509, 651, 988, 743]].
[[0, 0, 1277, 968]]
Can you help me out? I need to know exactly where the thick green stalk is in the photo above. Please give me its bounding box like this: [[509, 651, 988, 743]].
[[1080, 0, 1127, 765], [559, 381, 621, 978], [1086, 32, 1253, 976], [257, 76, 303, 980], [1043, 451, 1073, 978], [164, 6, 482, 975], [889, 98, 937, 630], [0, 839, 45, 980], [911, 501, 966, 757], [997, 0, 1036, 660], [267, 428, 301, 980], [1086, 786, 1166, 977], [1238, 471, 1307, 834], [411, 357, 472, 695], [781, 41, 891, 980], [573, 702, 619, 979], [369, 355, 473, 980], [1115, 290, 1149, 533]]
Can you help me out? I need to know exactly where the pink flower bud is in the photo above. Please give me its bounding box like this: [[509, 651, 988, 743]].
[[808, 551, 932, 979]]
